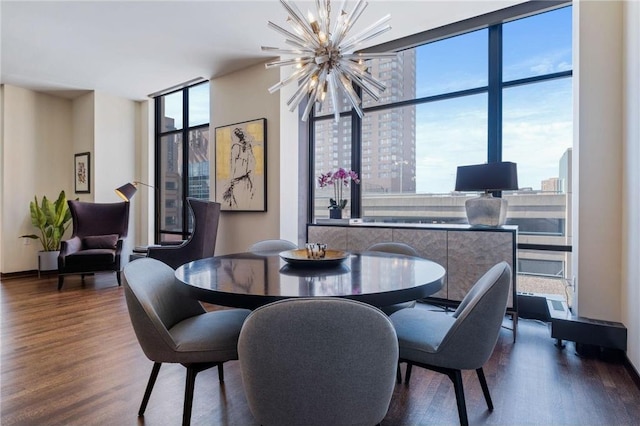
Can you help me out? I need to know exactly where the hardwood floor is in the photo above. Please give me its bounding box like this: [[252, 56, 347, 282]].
[[2, 273, 639, 425]]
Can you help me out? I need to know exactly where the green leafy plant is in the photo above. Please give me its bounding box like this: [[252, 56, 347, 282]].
[[20, 191, 72, 251]]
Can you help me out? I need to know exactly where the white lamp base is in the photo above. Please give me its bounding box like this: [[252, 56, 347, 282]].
[[464, 194, 508, 227]]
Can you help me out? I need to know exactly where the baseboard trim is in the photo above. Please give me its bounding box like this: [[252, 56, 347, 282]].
[[0, 270, 57, 280], [625, 355, 640, 391]]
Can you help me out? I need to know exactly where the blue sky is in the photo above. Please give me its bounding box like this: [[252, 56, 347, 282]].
[[414, 5, 572, 193]]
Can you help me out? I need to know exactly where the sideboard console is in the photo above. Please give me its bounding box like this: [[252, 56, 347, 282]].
[[307, 222, 518, 340]]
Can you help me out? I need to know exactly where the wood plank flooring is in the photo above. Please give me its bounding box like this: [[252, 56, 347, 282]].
[[2, 273, 639, 425]]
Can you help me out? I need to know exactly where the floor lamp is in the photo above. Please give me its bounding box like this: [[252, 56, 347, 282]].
[[115, 181, 160, 242]]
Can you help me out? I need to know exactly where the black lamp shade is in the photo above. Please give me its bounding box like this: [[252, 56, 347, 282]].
[[455, 162, 518, 192], [115, 183, 137, 201]]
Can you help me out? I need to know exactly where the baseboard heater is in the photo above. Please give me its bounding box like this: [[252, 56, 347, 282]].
[[547, 298, 627, 351]]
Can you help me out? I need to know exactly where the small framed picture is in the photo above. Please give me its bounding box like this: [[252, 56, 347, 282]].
[[215, 118, 267, 212], [74, 152, 90, 194]]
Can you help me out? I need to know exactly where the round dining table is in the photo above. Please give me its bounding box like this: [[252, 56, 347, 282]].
[[175, 250, 446, 310]]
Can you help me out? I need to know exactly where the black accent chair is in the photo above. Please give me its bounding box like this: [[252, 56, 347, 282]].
[[57, 200, 130, 290], [147, 198, 221, 269]]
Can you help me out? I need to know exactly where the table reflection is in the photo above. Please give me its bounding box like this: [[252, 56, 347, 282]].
[[176, 251, 445, 310]]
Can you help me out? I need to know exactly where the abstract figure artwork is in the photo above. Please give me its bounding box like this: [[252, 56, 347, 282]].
[[215, 118, 267, 211], [74, 152, 90, 194]]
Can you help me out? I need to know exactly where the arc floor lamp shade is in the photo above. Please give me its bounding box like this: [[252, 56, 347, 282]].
[[115, 183, 137, 202], [455, 162, 518, 227]]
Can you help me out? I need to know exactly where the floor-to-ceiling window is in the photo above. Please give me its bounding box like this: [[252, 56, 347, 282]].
[[310, 2, 572, 299], [155, 81, 210, 242]]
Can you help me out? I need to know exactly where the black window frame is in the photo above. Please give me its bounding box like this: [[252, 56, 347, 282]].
[[154, 80, 210, 242], [307, 0, 572, 225]]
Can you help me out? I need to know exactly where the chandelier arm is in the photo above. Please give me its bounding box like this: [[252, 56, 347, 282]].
[[316, 0, 328, 35], [288, 19, 323, 48], [267, 21, 308, 47], [262, 46, 309, 56], [341, 14, 391, 48], [265, 57, 315, 69], [341, 60, 387, 92], [342, 52, 399, 60], [284, 38, 313, 50], [341, 25, 392, 53], [330, 11, 348, 46], [301, 81, 322, 121], [280, 0, 322, 47], [340, 69, 381, 101], [335, 72, 364, 118], [268, 63, 316, 93], [333, 0, 368, 47], [287, 73, 316, 109], [328, 73, 341, 123]]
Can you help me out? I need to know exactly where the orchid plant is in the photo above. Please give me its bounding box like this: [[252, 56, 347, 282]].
[[317, 168, 360, 210]]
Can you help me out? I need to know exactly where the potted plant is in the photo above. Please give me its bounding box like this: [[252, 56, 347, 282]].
[[20, 190, 72, 271], [317, 168, 360, 219]]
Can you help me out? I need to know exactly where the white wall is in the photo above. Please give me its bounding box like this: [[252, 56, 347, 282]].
[[71, 92, 95, 202], [1, 85, 73, 273], [134, 100, 155, 246], [573, 0, 623, 321], [621, 0, 640, 374], [93, 91, 139, 262], [211, 63, 281, 255], [0, 85, 141, 274]]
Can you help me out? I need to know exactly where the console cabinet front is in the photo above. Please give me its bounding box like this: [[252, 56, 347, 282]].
[[307, 224, 517, 311]]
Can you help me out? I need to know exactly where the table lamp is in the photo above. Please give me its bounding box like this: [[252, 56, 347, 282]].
[[455, 162, 518, 227]]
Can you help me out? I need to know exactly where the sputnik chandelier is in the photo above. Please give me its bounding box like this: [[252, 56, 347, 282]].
[[262, 0, 397, 122]]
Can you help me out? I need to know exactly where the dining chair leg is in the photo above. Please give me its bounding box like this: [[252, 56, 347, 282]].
[[476, 367, 493, 410], [139, 362, 162, 416], [182, 363, 215, 426], [116, 271, 122, 286], [183, 366, 197, 426], [217, 363, 224, 383], [57, 275, 64, 291], [396, 363, 402, 384], [404, 362, 413, 384], [448, 369, 468, 426]]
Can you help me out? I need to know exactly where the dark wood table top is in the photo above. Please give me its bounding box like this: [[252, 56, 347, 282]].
[[175, 251, 446, 310]]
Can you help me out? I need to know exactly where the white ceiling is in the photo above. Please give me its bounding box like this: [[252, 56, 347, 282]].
[[1, 0, 525, 101]]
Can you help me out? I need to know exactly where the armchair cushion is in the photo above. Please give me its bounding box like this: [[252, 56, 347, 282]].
[[65, 249, 116, 267], [82, 234, 119, 250]]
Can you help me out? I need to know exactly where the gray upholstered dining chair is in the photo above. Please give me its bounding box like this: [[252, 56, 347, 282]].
[[147, 198, 221, 269], [238, 297, 398, 426], [390, 261, 511, 426], [122, 258, 250, 426], [247, 238, 297, 254], [366, 241, 421, 315]]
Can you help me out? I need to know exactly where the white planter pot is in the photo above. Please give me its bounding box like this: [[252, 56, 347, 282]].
[[38, 250, 60, 271]]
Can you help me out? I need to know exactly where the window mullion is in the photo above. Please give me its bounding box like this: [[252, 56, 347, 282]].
[[487, 24, 503, 163]]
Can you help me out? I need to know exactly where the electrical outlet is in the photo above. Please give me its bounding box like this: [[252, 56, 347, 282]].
[[23, 238, 30, 245]]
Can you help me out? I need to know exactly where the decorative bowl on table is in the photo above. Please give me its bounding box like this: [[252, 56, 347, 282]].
[[279, 245, 349, 268]]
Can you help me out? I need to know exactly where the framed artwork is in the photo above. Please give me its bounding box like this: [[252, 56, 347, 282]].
[[74, 152, 91, 194], [215, 118, 267, 211]]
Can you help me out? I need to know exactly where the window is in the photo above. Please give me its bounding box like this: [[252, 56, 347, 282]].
[[309, 3, 572, 296], [155, 81, 210, 242]]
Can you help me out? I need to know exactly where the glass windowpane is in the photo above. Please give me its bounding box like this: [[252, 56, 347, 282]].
[[189, 83, 210, 127], [159, 133, 183, 233], [313, 118, 352, 218], [416, 29, 487, 99], [160, 92, 183, 131], [503, 6, 572, 82]]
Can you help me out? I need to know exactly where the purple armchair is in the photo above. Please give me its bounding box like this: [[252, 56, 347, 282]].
[[57, 200, 130, 290], [147, 198, 221, 269]]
